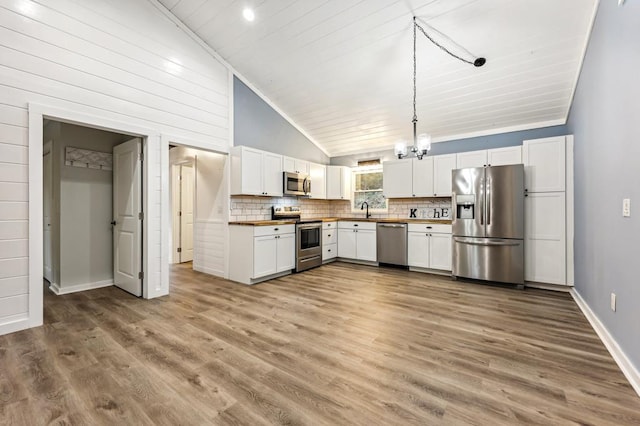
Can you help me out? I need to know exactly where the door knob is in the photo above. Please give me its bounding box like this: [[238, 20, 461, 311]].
[[111, 220, 116, 226]]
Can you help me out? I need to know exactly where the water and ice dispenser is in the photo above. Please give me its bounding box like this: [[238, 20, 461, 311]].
[[456, 195, 476, 220]]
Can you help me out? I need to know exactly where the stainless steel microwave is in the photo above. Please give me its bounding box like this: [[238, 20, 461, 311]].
[[283, 172, 311, 196]]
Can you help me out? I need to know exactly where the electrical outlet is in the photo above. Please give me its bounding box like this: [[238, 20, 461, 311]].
[[623, 198, 631, 217], [611, 293, 617, 312]]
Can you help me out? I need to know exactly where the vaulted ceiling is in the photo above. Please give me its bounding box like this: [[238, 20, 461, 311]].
[[159, 0, 598, 157]]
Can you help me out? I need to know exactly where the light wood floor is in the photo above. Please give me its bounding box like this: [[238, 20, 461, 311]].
[[1, 262, 639, 425]]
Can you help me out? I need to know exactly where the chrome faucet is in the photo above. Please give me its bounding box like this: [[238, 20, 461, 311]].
[[360, 201, 371, 219]]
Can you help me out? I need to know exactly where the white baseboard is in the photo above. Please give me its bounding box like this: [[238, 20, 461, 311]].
[[49, 279, 113, 295], [525, 281, 572, 292], [0, 313, 30, 336], [193, 264, 225, 278], [570, 289, 640, 397]]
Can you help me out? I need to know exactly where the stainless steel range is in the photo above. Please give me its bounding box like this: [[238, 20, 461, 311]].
[[272, 206, 322, 272]]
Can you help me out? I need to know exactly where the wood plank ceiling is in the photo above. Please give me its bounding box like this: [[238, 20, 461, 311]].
[[159, 0, 597, 157]]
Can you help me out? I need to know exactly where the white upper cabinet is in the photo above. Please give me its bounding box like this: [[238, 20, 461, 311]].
[[523, 136, 566, 192], [412, 157, 434, 197], [263, 152, 284, 196], [283, 157, 310, 175], [487, 146, 522, 166], [456, 147, 522, 169], [383, 160, 413, 198], [230, 146, 283, 197], [326, 166, 351, 200], [309, 162, 327, 199], [433, 154, 457, 197], [456, 150, 488, 169], [381, 156, 435, 198]]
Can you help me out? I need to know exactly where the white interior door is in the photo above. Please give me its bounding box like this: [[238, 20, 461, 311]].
[[113, 138, 142, 296], [43, 143, 53, 282], [180, 164, 194, 263]]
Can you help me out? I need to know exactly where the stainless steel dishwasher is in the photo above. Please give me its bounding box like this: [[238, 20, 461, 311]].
[[376, 223, 408, 266]]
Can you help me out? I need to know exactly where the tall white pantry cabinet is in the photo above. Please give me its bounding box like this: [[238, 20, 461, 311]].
[[523, 135, 574, 286]]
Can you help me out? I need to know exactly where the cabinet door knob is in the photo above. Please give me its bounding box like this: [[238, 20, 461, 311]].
[[328, 234, 331, 237], [328, 249, 331, 252], [426, 226, 432, 229], [354, 224, 358, 227], [274, 228, 279, 231]]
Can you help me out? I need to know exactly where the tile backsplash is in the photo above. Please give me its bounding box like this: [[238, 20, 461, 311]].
[[331, 198, 452, 220], [230, 196, 333, 221], [230, 196, 452, 221]]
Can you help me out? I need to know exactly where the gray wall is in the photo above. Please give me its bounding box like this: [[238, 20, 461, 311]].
[[566, 1, 640, 370], [234, 77, 329, 164], [331, 125, 567, 166]]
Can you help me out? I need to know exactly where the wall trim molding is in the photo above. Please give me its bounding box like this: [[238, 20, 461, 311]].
[[0, 313, 30, 336], [565, 0, 601, 121], [335, 119, 567, 157], [193, 265, 225, 278], [525, 282, 572, 292], [570, 288, 640, 397], [49, 280, 113, 296]]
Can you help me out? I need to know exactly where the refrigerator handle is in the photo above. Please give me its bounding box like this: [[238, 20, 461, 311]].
[[486, 177, 491, 226], [479, 178, 484, 225]]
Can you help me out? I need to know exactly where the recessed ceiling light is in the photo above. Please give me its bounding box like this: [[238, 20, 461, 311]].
[[243, 8, 255, 22]]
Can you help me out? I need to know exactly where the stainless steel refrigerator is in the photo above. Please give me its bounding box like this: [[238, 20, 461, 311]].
[[452, 164, 525, 286]]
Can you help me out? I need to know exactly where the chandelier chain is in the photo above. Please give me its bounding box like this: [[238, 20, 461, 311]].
[[414, 19, 475, 66], [412, 17, 417, 123]]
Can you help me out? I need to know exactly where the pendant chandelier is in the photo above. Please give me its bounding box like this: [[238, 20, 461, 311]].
[[395, 17, 486, 160]]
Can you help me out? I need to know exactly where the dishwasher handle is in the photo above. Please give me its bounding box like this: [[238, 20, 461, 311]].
[[378, 223, 407, 228]]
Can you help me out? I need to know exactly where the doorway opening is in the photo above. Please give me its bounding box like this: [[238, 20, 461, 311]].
[[172, 161, 194, 264], [42, 120, 144, 297], [168, 144, 228, 280]]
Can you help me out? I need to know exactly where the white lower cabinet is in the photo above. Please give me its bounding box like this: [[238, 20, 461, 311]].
[[229, 224, 295, 284], [407, 223, 452, 271], [337, 221, 377, 262], [429, 233, 452, 271], [253, 236, 278, 278], [323, 244, 337, 261], [337, 228, 356, 259], [322, 221, 338, 262], [275, 233, 296, 272], [407, 232, 429, 268]]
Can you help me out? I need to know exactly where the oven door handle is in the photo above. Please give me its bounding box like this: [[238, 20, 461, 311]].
[[297, 225, 321, 231]]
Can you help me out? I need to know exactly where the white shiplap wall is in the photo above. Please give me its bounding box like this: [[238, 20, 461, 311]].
[[0, 0, 230, 334]]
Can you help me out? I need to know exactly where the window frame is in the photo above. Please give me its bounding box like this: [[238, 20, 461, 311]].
[[350, 165, 388, 213]]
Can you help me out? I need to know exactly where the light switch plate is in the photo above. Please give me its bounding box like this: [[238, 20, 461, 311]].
[[611, 293, 617, 312], [622, 198, 631, 217]]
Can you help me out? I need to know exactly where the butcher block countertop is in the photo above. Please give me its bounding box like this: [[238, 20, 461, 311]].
[[228, 220, 297, 226], [229, 218, 452, 226]]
